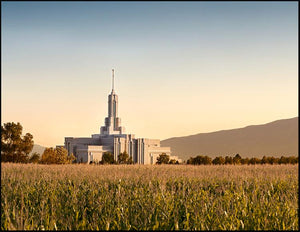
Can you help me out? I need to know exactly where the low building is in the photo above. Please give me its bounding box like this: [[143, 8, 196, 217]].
[[63, 70, 181, 164]]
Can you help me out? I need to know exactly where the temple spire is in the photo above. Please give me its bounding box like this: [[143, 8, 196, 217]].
[[112, 69, 114, 92], [100, 69, 125, 135]]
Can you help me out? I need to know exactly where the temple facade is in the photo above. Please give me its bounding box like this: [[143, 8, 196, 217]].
[[63, 70, 181, 164]]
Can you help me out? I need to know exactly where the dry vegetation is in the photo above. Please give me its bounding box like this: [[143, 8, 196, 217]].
[[1, 163, 298, 230]]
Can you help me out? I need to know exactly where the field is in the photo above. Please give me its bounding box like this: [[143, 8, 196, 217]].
[[1, 163, 298, 230]]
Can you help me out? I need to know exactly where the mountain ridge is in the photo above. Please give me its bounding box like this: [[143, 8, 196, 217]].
[[166, 117, 296, 140], [161, 117, 298, 161]]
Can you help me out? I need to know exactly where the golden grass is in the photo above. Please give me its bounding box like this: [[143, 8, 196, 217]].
[[1, 163, 298, 230]]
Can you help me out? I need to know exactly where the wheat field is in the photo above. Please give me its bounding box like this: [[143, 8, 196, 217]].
[[1, 163, 298, 230]]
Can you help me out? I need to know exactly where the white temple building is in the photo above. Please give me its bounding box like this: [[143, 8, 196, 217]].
[[63, 70, 181, 164]]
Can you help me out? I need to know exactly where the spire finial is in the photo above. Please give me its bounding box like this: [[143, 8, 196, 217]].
[[112, 69, 114, 91]]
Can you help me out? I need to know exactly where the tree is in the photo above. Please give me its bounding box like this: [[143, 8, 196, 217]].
[[196, 155, 212, 165], [248, 157, 261, 165], [67, 153, 76, 164], [266, 156, 277, 165], [186, 155, 212, 165], [241, 157, 249, 165], [233, 154, 242, 164], [101, 152, 115, 164], [288, 156, 298, 164], [212, 156, 225, 165], [169, 159, 177, 164], [203, 156, 212, 165], [127, 156, 134, 164], [40, 147, 72, 164], [156, 153, 170, 164], [1, 122, 34, 163], [225, 156, 233, 165], [187, 157, 195, 164], [193, 156, 202, 164], [278, 156, 287, 164], [29, 152, 40, 163], [261, 156, 268, 164], [40, 148, 57, 164], [118, 151, 133, 164], [56, 147, 69, 164]]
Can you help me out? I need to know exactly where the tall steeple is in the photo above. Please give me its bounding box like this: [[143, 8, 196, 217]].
[[100, 69, 125, 135], [112, 69, 115, 93]]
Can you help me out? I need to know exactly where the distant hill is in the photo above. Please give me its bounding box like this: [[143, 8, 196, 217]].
[[30, 144, 46, 156], [161, 117, 298, 161]]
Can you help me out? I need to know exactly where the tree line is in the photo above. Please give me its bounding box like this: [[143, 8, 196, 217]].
[[186, 154, 298, 165]]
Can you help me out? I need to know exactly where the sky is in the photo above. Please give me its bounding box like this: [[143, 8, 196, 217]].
[[1, 1, 298, 147]]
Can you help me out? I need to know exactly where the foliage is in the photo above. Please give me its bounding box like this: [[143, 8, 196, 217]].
[[101, 152, 115, 164], [168, 159, 178, 164], [233, 154, 242, 164], [1, 164, 298, 230], [118, 151, 133, 164], [248, 157, 261, 165], [156, 153, 170, 164], [241, 158, 249, 165], [1, 122, 34, 163], [278, 156, 298, 164], [68, 154, 76, 163], [40, 148, 59, 164], [212, 156, 225, 165], [225, 156, 233, 164], [187, 154, 298, 165], [28, 152, 40, 164], [40, 147, 74, 164], [187, 155, 212, 165], [127, 156, 134, 164]]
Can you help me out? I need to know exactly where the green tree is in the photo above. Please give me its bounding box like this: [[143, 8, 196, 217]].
[[118, 151, 132, 164], [249, 157, 261, 165], [212, 156, 225, 165], [169, 159, 177, 164], [225, 156, 233, 165], [278, 156, 287, 164], [233, 154, 242, 164], [261, 156, 268, 164], [101, 152, 115, 164], [193, 156, 202, 164], [29, 152, 40, 163], [67, 153, 76, 164], [186, 155, 212, 165], [187, 157, 194, 164], [266, 156, 277, 165], [1, 122, 34, 163], [241, 157, 249, 165], [288, 156, 298, 164], [203, 156, 212, 165], [40, 148, 56, 164], [40, 147, 71, 164], [201, 156, 212, 165], [156, 153, 170, 164], [127, 156, 134, 164], [56, 147, 68, 164]]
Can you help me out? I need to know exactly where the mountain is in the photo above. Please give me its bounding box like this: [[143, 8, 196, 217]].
[[30, 144, 46, 156], [161, 117, 298, 161]]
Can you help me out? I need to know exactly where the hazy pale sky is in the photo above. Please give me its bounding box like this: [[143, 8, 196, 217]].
[[1, 2, 298, 147]]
